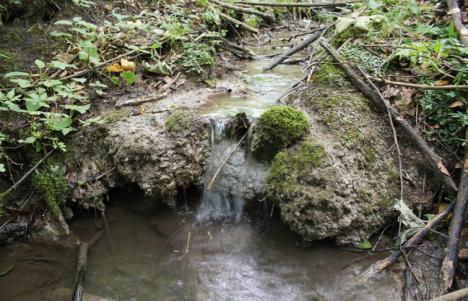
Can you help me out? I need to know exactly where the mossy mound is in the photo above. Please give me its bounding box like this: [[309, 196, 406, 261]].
[[267, 140, 325, 194], [251, 105, 309, 161], [165, 111, 197, 134], [32, 163, 69, 218]]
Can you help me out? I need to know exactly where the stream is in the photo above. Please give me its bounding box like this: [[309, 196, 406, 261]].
[[0, 45, 402, 301]]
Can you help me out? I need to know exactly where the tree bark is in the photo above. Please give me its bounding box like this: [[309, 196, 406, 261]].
[[446, 0, 468, 47], [218, 11, 259, 33]]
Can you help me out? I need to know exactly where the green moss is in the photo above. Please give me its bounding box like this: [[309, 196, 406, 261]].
[[252, 105, 309, 160], [165, 111, 194, 134], [32, 163, 69, 217], [313, 62, 346, 84], [267, 140, 325, 195]]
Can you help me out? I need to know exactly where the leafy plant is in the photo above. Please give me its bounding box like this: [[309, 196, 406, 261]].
[[181, 42, 215, 74]]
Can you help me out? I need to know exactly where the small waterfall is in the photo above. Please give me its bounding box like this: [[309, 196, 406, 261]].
[[196, 118, 267, 222]]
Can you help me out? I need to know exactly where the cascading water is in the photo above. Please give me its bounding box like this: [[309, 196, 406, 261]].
[[196, 118, 267, 222]]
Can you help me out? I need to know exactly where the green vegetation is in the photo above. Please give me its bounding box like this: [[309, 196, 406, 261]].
[[252, 105, 309, 160], [32, 163, 69, 217], [165, 111, 193, 134], [267, 140, 325, 196]]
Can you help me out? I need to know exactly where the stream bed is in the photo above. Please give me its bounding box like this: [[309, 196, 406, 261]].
[[0, 37, 403, 301]]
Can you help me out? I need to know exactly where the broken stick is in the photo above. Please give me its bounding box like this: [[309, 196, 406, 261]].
[[446, 0, 468, 47], [234, 1, 358, 7], [441, 117, 468, 291], [360, 202, 455, 280], [218, 11, 259, 33], [319, 39, 458, 193], [211, 0, 274, 21], [264, 29, 324, 71]]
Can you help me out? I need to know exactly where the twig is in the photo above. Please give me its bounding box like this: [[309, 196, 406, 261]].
[[1, 149, 54, 198], [446, 0, 468, 47], [441, 112, 468, 291], [264, 29, 324, 71], [234, 1, 359, 7], [429, 287, 468, 301], [368, 77, 468, 90], [207, 132, 248, 191], [211, 0, 274, 21], [218, 11, 259, 33], [359, 202, 454, 280], [319, 39, 458, 193], [185, 231, 191, 254]]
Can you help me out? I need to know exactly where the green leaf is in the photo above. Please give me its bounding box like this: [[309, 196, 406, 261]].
[[9, 78, 32, 88], [80, 116, 106, 126], [143, 61, 172, 75], [44, 113, 73, 135], [42, 79, 63, 88], [49, 60, 72, 70], [356, 240, 373, 250], [121, 71, 136, 85], [35, 59, 45, 69], [63, 104, 90, 114], [4, 72, 30, 79], [54, 20, 73, 26], [0, 163, 5, 173], [18, 136, 37, 144], [72, 78, 87, 84]]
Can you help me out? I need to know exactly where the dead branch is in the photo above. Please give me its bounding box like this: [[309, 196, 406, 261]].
[[360, 202, 454, 280], [1, 149, 54, 198], [72, 242, 88, 301], [218, 11, 259, 33], [234, 0, 358, 7], [211, 0, 274, 21], [264, 29, 324, 71], [207, 132, 248, 191], [441, 115, 468, 291], [368, 77, 468, 90], [446, 0, 468, 47], [429, 287, 468, 301], [218, 38, 255, 59], [320, 39, 458, 193]]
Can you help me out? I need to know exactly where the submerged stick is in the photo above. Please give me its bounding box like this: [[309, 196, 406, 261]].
[[207, 132, 248, 191], [218, 11, 259, 33], [211, 0, 274, 21], [72, 242, 88, 301], [234, 1, 358, 7], [320, 39, 458, 193], [360, 202, 454, 280], [264, 30, 323, 71], [441, 118, 468, 291]]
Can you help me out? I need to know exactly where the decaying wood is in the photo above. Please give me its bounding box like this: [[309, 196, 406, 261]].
[[211, 0, 274, 21], [441, 118, 468, 291], [218, 38, 255, 59], [429, 287, 468, 301], [446, 0, 468, 47], [218, 11, 259, 33], [360, 202, 454, 280], [207, 132, 248, 191], [72, 242, 88, 301], [320, 39, 458, 193], [368, 77, 468, 90], [234, 1, 358, 7], [1, 149, 54, 199], [264, 29, 323, 71]]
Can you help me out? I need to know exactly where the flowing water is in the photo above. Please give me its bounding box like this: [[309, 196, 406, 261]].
[[0, 53, 402, 301]]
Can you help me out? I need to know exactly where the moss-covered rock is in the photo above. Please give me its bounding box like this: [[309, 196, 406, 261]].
[[165, 111, 197, 134], [251, 105, 309, 161], [32, 164, 69, 217]]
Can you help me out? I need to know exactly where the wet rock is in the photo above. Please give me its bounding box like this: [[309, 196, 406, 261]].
[[266, 73, 432, 245], [0, 216, 28, 245], [29, 213, 79, 248], [68, 111, 211, 209]]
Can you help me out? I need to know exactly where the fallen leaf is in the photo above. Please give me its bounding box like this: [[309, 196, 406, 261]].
[[437, 160, 451, 177], [121, 59, 135, 72], [449, 100, 464, 108], [434, 79, 449, 86], [106, 63, 123, 73]]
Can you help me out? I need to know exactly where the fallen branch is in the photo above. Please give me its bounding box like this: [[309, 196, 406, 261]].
[[429, 287, 468, 301], [446, 0, 468, 47], [1, 149, 54, 198], [441, 117, 468, 291], [218, 38, 255, 59], [264, 29, 324, 71], [207, 132, 248, 191], [72, 242, 88, 301], [360, 202, 455, 280], [368, 77, 468, 90], [320, 39, 458, 193], [211, 0, 274, 21], [234, 0, 358, 7], [218, 11, 259, 33]]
